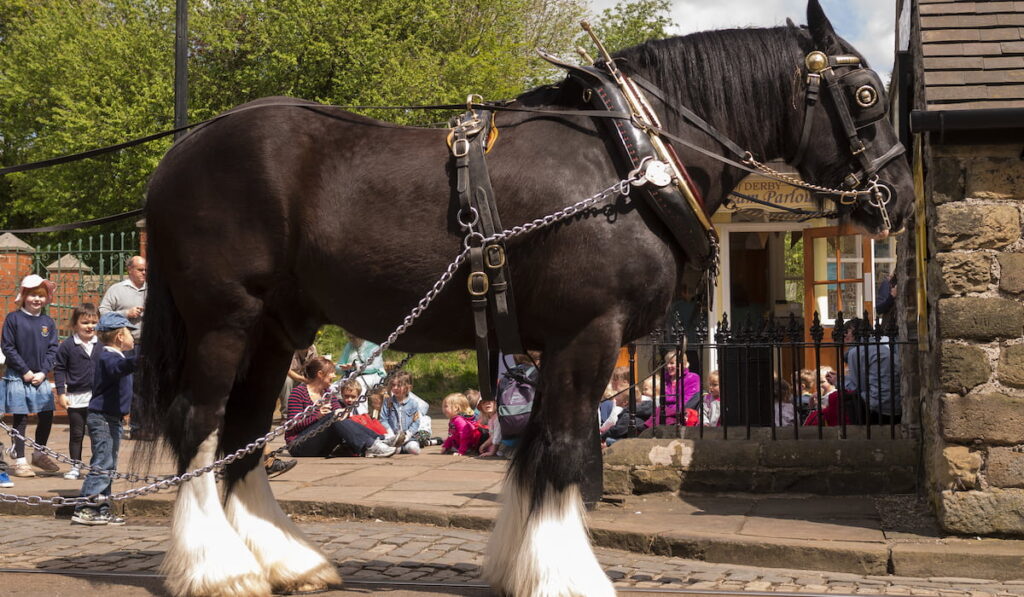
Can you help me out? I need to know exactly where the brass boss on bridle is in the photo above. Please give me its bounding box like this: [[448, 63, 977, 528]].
[[789, 50, 905, 231]]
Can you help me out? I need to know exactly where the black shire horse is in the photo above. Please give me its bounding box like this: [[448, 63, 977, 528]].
[[139, 2, 913, 596]]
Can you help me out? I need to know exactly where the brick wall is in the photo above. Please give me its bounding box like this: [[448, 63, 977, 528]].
[[925, 143, 1024, 536]]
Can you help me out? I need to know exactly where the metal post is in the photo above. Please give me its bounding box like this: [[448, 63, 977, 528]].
[[174, 0, 189, 140]]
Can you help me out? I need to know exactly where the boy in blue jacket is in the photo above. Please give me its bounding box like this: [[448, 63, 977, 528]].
[[72, 312, 137, 526]]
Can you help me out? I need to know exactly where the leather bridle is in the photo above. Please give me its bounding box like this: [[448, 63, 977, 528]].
[[789, 51, 905, 230]]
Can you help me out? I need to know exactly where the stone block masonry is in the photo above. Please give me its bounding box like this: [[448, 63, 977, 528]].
[[925, 143, 1024, 536]]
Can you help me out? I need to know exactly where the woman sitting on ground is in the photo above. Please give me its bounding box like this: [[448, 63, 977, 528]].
[[285, 356, 396, 458]]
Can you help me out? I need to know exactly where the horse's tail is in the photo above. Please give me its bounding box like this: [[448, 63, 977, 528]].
[[131, 252, 188, 470]]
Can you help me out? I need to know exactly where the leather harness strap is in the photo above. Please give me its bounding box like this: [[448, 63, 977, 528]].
[[451, 109, 523, 401]]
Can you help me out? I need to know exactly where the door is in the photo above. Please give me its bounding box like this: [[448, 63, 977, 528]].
[[802, 226, 873, 370]]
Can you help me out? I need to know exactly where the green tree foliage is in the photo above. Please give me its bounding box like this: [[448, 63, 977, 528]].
[[0, 0, 591, 229], [579, 0, 675, 57]]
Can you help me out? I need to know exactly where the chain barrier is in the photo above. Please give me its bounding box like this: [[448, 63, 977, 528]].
[[0, 173, 642, 508]]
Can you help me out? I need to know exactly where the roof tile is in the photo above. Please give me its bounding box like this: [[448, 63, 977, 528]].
[[921, 3, 977, 16], [976, 1, 1018, 14], [922, 14, 999, 28], [979, 27, 1022, 41], [997, 13, 1024, 25], [924, 56, 985, 70], [983, 55, 1024, 68], [918, 1, 1024, 108]]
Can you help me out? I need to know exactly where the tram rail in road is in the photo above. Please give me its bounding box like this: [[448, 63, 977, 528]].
[[0, 568, 863, 597]]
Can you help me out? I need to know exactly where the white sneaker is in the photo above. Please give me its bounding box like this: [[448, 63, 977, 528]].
[[366, 439, 397, 458], [63, 467, 81, 480]]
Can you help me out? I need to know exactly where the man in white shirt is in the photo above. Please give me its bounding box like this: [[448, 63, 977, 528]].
[[99, 256, 147, 340]]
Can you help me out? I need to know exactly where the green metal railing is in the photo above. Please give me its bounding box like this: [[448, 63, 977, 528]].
[[32, 231, 139, 337]]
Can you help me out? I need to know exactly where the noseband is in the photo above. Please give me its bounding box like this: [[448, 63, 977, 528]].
[[789, 51, 905, 230]]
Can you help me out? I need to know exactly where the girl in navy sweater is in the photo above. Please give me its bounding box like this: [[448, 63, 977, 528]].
[[53, 303, 101, 480], [1, 275, 61, 478]]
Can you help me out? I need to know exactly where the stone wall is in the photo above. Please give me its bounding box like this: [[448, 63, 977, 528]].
[[603, 437, 918, 496], [925, 143, 1024, 536]]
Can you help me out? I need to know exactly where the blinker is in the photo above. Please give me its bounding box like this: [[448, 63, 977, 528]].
[[836, 67, 887, 128]]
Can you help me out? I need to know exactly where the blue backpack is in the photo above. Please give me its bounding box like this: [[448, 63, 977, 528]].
[[496, 364, 538, 439]]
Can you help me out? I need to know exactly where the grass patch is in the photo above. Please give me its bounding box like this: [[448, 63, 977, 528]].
[[315, 325, 478, 405]]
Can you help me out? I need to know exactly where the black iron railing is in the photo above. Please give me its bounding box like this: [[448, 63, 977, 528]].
[[613, 311, 909, 442]]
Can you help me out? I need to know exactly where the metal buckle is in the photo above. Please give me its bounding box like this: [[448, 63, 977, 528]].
[[484, 245, 505, 269], [467, 272, 489, 296], [452, 138, 470, 158]]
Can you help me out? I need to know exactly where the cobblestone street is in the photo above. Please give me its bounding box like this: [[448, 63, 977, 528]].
[[0, 516, 1021, 596]]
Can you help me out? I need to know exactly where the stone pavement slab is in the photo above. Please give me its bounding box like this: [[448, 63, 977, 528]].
[[1, 425, 1023, 582]]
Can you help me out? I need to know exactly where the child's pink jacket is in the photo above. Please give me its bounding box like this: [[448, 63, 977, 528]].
[[442, 414, 482, 455]]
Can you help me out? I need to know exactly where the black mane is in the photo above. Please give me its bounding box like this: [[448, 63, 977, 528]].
[[617, 27, 804, 160]]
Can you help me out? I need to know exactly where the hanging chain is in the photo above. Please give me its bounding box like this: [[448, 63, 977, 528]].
[[0, 173, 642, 508], [743, 153, 867, 202], [0, 421, 167, 483]]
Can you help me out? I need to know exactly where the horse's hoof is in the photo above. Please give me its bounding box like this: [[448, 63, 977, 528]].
[[276, 583, 329, 595], [164, 570, 272, 597], [269, 562, 341, 596]]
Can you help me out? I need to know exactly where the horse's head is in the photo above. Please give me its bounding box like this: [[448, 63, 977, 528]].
[[785, 0, 914, 239]]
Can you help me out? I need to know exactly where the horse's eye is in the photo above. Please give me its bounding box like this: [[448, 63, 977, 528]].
[[855, 85, 878, 108]]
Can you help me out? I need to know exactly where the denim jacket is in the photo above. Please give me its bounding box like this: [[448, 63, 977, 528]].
[[380, 396, 421, 436]]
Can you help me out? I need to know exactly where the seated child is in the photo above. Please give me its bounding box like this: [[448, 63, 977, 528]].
[[598, 383, 625, 436], [380, 371, 423, 454], [441, 393, 483, 456], [367, 387, 385, 420], [796, 368, 818, 419], [773, 377, 796, 427], [699, 370, 722, 427], [477, 399, 500, 457], [640, 378, 654, 403], [465, 388, 482, 418], [72, 312, 137, 526], [334, 379, 388, 437]]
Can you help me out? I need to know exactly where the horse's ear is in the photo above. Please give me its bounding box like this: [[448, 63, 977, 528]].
[[786, 16, 813, 52], [807, 0, 840, 51]]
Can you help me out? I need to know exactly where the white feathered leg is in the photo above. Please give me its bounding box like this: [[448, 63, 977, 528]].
[[162, 431, 271, 597], [484, 479, 614, 597], [225, 462, 341, 593]]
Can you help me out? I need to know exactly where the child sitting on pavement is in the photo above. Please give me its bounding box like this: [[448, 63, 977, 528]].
[[440, 393, 483, 456], [380, 371, 423, 454], [72, 312, 137, 526], [477, 399, 499, 457], [334, 379, 388, 437]]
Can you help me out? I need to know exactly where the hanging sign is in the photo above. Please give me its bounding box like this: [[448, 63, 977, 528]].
[[722, 174, 817, 212]]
